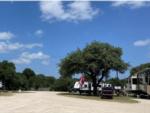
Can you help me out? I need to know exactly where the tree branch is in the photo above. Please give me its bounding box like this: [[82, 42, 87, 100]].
[[97, 74, 104, 85], [97, 69, 109, 85]]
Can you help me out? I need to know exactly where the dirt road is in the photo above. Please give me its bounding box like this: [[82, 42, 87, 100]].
[[0, 91, 149, 113]]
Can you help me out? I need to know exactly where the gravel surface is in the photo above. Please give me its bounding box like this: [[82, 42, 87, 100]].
[[0, 91, 149, 113]]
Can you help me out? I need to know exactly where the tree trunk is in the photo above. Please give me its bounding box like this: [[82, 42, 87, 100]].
[[97, 70, 109, 85], [116, 71, 119, 79], [97, 75, 105, 85], [92, 76, 97, 96]]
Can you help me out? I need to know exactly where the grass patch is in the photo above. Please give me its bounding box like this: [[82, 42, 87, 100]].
[[58, 92, 138, 103], [0, 91, 14, 96], [15, 91, 36, 93]]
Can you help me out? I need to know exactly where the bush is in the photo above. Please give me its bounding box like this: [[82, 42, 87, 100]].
[[51, 77, 74, 91]]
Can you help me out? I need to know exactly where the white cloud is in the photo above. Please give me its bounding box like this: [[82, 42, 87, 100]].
[[134, 39, 150, 46], [112, 1, 150, 9], [39, 1, 99, 22], [24, 43, 43, 49], [0, 32, 14, 40], [0, 42, 42, 52], [12, 51, 50, 65], [35, 29, 43, 37]]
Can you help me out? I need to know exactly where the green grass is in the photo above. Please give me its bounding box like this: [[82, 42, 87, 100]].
[[58, 92, 138, 103]]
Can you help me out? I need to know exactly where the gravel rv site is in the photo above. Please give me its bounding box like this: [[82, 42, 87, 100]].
[[0, 91, 150, 113]]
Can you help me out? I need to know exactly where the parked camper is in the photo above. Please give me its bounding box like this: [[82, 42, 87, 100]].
[[73, 81, 91, 93], [71, 75, 114, 97], [72, 81, 112, 95], [126, 68, 150, 98], [126, 75, 138, 92]]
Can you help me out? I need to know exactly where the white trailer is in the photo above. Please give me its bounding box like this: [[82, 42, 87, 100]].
[[126, 75, 138, 91], [72, 81, 112, 94], [126, 68, 150, 97]]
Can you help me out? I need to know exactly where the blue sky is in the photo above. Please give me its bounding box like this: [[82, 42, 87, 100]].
[[0, 1, 150, 78]]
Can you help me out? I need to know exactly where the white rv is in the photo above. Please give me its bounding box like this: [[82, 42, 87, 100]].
[[126, 75, 138, 91], [73, 81, 112, 94], [126, 68, 150, 97]]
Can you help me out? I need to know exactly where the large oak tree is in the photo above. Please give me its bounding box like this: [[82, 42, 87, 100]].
[[59, 41, 128, 95]]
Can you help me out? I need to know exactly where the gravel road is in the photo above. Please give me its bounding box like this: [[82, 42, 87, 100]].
[[0, 91, 149, 113]]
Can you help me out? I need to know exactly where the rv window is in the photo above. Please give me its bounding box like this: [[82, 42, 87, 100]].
[[84, 84, 87, 88], [146, 77, 150, 85], [145, 76, 150, 84], [139, 78, 143, 84], [132, 78, 137, 84]]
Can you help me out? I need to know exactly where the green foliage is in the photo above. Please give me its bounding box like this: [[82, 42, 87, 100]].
[[106, 78, 127, 87], [16, 72, 29, 90], [22, 68, 36, 89], [51, 77, 74, 91], [23, 68, 36, 79], [0, 60, 56, 91], [59, 41, 128, 95], [59, 49, 83, 77], [31, 74, 56, 90], [0, 60, 16, 90], [59, 41, 128, 77], [130, 63, 150, 75]]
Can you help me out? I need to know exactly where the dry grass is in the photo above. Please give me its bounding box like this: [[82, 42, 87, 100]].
[[58, 92, 138, 103], [0, 91, 14, 96]]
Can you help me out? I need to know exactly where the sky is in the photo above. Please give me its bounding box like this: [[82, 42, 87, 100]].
[[0, 1, 150, 78]]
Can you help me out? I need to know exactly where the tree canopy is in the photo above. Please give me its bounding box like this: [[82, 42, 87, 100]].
[[0, 60, 16, 90], [0, 60, 56, 91], [51, 77, 74, 91], [59, 41, 128, 95], [130, 63, 150, 75], [23, 68, 36, 79]]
